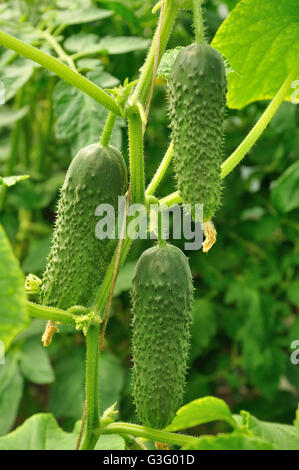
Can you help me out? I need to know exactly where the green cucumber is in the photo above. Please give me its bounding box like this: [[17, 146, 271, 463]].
[[169, 43, 227, 222], [131, 243, 193, 429], [40, 143, 127, 309]]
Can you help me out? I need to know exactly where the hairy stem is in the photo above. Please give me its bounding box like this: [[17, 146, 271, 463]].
[[99, 112, 116, 147], [146, 141, 173, 196], [81, 324, 101, 450], [101, 422, 198, 447], [128, 113, 145, 205], [0, 31, 120, 115], [192, 0, 206, 44], [159, 190, 182, 207], [27, 301, 77, 325], [221, 64, 299, 179], [133, 0, 179, 107]]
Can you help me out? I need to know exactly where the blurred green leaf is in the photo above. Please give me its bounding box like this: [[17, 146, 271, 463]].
[[212, 0, 299, 108], [22, 236, 51, 274], [287, 281, 299, 308], [0, 60, 34, 103], [49, 346, 124, 420], [53, 78, 122, 154], [183, 432, 274, 450], [0, 175, 29, 187], [190, 299, 217, 359], [65, 33, 150, 55], [271, 160, 299, 213], [0, 225, 29, 350], [19, 337, 54, 385], [0, 352, 23, 436], [0, 106, 29, 127]]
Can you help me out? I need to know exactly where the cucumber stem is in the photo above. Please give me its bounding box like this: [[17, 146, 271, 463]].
[[192, 0, 206, 45], [99, 112, 116, 147], [128, 113, 145, 205], [100, 421, 198, 447], [133, 0, 179, 108], [81, 324, 101, 450], [221, 64, 299, 179], [146, 141, 174, 196]]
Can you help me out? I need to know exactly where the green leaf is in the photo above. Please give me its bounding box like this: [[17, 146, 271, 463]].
[[237, 412, 299, 450], [65, 33, 150, 55], [0, 175, 29, 187], [287, 281, 299, 308], [0, 60, 34, 102], [113, 261, 136, 296], [0, 225, 29, 350], [95, 1, 140, 30], [0, 352, 23, 436], [190, 299, 217, 358], [183, 432, 274, 450], [49, 347, 124, 420], [271, 160, 299, 213], [0, 106, 28, 127], [45, 7, 113, 27], [212, 0, 299, 108], [0, 412, 125, 450], [19, 338, 55, 385], [166, 396, 237, 432], [157, 47, 183, 80], [53, 77, 122, 154], [22, 236, 51, 274]]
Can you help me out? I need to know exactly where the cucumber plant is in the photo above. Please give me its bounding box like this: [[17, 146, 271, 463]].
[[0, 0, 298, 451]]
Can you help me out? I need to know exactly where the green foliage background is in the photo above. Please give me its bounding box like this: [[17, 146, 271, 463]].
[[0, 0, 298, 445]]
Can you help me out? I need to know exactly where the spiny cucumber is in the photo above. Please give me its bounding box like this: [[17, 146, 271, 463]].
[[169, 43, 227, 222], [131, 243, 193, 429], [40, 143, 127, 309]]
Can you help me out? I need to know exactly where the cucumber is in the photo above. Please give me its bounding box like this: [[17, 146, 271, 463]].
[[131, 243, 193, 429], [169, 43, 227, 222], [40, 143, 127, 309]]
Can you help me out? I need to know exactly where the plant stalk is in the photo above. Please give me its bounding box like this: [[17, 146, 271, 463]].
[[99, 112, 116, 147], [192, 0, 206, 44], [101, 421, 198, 447], [0, 31, 120, 115], [221, 64, 299, 179], [132, 0, 179, 108], [81, 324, 101, 450], [146, 141, 173, 196], [128, 113, 145, 205]]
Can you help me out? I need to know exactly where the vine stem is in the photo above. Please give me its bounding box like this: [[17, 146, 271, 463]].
[[100, 422, 198, 447], [40, 30, 76, 71], [27, 301, 77, 325], [192, 0, 206, 44], [99, 112, 116, 147], [221, 64, 299, 179], [146, 141, 173, 196], [81, 324, 101, 450], [132, 0, 179, 107], [0, 31, 120, 115], [159, 190, 182, 207], [128, 114, 145, 205]]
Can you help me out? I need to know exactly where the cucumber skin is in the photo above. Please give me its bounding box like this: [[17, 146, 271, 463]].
[[131, 244, 193, 429], [169, 44, 227, 222], [40, 143, 127, 309]]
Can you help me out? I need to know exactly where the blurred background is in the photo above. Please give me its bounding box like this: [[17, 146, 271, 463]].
[[0, 0, 298, 437]]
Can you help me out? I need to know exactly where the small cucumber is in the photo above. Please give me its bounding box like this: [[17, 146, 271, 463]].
[[40, 143, 127, 309], [131, 243, 193, 429]]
